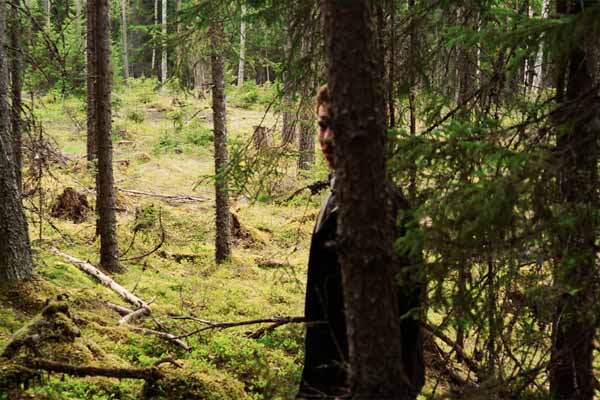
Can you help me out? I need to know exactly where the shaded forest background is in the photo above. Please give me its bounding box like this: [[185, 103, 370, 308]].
[[0, 0, 600, 398]]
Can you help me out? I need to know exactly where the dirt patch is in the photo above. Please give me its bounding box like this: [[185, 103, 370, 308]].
[[51, 187, 91, 223]]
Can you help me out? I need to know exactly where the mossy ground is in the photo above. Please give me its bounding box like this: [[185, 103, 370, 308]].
[[1, 79, 445, 399], [1, 78, 321, 399]]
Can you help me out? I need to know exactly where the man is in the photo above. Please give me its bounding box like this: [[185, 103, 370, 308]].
[[296, 84, 424, 399]]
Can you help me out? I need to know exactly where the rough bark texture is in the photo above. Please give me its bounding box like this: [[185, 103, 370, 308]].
[[95, 0, 122, 273], [210, 20, 232, 263], [320, 1, 411, 398], [297, 33, 314, 172], [120, 0, 129, 82], [86, 0, 97, 161], [160, 0, 167, 84], [549, 2, 598, 399], [0, 1, 34, 282], [9, 0, 23, 191], [237, 4, 246, 87], [281, 23, 295, 145]]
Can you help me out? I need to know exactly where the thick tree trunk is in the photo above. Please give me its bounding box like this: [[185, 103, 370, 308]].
[[549, 2, 598, 399], [120, 0, 129, 82], [237, 4, 246, 87], [86, 0, 97, 161], [160, 0, 167, 85], [320, 1, 412, 397], [175, 0, 181, 68], [95, 0, 122, 273], [210, 19, 232, 263], [0, 1, 34, 282], [9, 0, 23, 191]]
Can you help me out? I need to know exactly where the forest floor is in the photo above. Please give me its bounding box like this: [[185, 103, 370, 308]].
[[0, 79, 447, 399]]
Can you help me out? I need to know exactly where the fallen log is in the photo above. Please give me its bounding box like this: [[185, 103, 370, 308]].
[[49, 247, 150, 311], [117, 188, 207, 203]]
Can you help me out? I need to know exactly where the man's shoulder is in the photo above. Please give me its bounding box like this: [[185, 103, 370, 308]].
[[387, 181, 411, 212]]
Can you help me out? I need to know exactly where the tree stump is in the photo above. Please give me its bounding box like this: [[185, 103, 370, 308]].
[[50, 187, 90, 223], [252, 126, 273, 150]]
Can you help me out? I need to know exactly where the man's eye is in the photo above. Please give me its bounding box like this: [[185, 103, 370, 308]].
[[318, 121, 329, 130]]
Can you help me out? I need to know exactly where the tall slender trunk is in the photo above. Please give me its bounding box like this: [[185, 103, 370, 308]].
[[320, 1, 411, 397], [151, 0, 157, 74], [281, 23, 295, 145], [0, 0, 34, 282], [160, 0, 167, 85], [86, 0, 97, 161], [210, 19, 231, 263], [532, 0, 549, 91], [95, 0, 122, 273], [237, 3, 246, 87], [120, 0, 129, 82], [10, 0, 23, 191], [297, 33, 314, 172], [549, 3, 598, 399], [175, 0, 180, 68]]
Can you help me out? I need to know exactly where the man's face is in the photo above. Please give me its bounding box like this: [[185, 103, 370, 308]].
[[317, 104, 335, 168]]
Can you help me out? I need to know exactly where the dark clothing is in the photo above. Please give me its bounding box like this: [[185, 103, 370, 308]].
[[297, 183, 425, 399]]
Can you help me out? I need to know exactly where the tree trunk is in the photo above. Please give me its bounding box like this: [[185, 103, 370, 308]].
[[0, 0, 34, 282], [9, 0, 23, 191], [281, 23, 295, 145], [120, 0, 129, 82], [86, 0, 97, 162], [532, 0, 549, 91], [175, 0, 181, 68], [549, 2, 598, 399], [151, 0, 157, 74], [320, 1, 412, 397], [297, 33, 314, 173], [237, 4, 246, 87], [210, 19, 231, 264], [160, 0, 167, 85], [95, 0, 122, 273]]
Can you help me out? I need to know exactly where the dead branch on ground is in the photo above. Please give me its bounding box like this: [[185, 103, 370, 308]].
[[172, 316, 307, 339]]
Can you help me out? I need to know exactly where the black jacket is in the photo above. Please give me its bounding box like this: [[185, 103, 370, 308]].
[[297, 183, 425, 399]]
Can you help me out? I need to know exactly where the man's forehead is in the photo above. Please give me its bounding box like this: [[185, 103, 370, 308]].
[[318, 104, 330, 118]]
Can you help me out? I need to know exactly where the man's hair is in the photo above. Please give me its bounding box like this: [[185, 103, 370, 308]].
[[316, 84, 329, 113]]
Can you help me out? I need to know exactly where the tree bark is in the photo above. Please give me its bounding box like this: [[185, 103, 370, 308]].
[[237, 3, 246, 87], [151, 0, 157, 74], [549, 2, 598, 399], [95, 0, 122, 273], [0, 0, 34, 282], [281, 22, 295, 145], [297, 32, 314, 172], [210, 19, 231, 263], [320, 1, 412, 397], [160, 0, 167, 85], [120, 0, 129, 82], [86, 0, 97, 161], [9, 0, 23, 191]]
